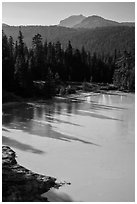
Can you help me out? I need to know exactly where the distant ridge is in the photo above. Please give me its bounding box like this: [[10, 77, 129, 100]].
[[74, 15, 119, 28], [3, 15, 135, 29], [2, 23, 10, 27], [121, 22, 135, 27], [74, 15, 135, 29], [58, 15, 135, 29]]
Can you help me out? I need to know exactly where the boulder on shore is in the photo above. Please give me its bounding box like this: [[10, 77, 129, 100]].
[[2, 146, 58, 202]]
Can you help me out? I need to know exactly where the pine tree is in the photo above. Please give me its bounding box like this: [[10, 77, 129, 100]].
[[32, 33, 45, 80], [65, 41, 73, 81], [14, 29, 28, 94], [2, 31, 10, 91]]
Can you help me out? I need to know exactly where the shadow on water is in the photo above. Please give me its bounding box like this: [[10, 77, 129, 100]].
[[3, 122, 100, 146], [45, 116, 82, 127], [77, 110, 122, 121], [2, 135, 45, 154], [50, 128, 100, 146], [90, 103, 127, 111], [2, 128, 10, 132]]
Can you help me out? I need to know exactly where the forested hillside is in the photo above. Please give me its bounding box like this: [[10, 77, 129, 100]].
[[58, 26, 135, 55], [2, 24, 135, 55]]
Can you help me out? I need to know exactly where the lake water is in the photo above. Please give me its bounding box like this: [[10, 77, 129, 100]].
[[2, 93, 135, 202]]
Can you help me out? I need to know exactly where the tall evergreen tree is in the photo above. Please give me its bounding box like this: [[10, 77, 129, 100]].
[[14, 29, 31, 95], [2, 31, 10, 91], [65, 41, 73, 81], [32, 33, 45, 80]]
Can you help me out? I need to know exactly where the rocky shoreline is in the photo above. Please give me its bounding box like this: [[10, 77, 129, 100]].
[[2, 146, 62, 202]]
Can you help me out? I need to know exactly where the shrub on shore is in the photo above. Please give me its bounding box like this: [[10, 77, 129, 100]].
[[59, 85, 76, 96]]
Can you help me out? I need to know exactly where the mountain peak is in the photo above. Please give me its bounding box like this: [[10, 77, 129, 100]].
[[74, 15, 120, 28], [90, 15, 104, 18], [59, 14, 86, 28]]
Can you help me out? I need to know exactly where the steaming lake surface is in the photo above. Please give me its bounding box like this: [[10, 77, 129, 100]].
[[2, 93, 135, 202]]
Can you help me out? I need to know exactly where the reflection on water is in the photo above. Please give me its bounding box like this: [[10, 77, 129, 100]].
[[2, 93, 135, 202], [42, 189, 73, 202], [3, 102, 100, 146]]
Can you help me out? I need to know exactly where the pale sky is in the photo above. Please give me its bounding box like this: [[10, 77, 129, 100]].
[[2, 2, 135, 26]]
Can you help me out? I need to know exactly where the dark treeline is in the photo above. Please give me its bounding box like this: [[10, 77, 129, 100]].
[[2, 29, 135, 100]]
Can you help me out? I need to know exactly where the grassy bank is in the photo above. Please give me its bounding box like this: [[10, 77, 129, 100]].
[[2, 91, 23, 104]]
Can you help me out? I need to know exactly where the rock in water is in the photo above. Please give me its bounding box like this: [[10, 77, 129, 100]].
[[2, 146, 57, 202]]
